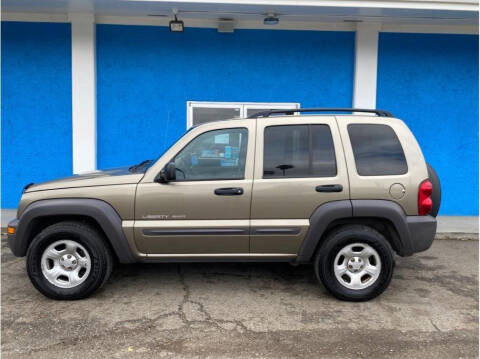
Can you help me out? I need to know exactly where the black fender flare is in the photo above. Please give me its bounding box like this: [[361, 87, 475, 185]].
[[297, 200, 414, 263], [297, 200, 352, 263], [351, 200, 414, 256], [12, 198, 136, 263]]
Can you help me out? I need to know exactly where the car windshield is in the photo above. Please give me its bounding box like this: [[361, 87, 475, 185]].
[[131, 127, 194, 173]]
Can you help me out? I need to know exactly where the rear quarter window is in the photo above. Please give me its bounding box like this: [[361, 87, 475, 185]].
[[348, 124, 408, 176]]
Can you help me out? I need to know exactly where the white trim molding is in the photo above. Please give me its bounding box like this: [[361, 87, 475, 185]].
[[129, 0, 478, 12], [70, 13, 97, 173], [96, 15, 356, 31], [2, 12, 69, 23], [380, 22, 478, 33], [2, 12, 478, 34], [353, 23, 380, 109]]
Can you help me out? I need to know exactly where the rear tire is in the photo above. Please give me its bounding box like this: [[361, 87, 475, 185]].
[[315, 225, 395, 301], [26, 221, 113, 300]]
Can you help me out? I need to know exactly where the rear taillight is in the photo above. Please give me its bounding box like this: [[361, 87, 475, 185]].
[[418, 179, 433, 215]]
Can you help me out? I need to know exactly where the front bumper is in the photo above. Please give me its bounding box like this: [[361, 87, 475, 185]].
[[7, 219, 20, 257], [406, 215, 437, 254]]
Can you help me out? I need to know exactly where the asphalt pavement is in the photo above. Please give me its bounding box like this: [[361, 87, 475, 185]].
[[1, 236, 478, 358]]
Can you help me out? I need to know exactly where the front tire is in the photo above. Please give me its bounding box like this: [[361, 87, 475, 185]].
[[315, 225, 395, 301], [26, 221, 113, 300]]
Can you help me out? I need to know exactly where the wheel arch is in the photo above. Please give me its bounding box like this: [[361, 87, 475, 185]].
[[12, 198, 137, 264], [296, 200, 414, 263], [315, 217, 402, 257]]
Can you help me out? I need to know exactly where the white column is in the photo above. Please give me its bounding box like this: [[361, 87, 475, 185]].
[[353, 23, 380, 109], [70, 13, 97, 173]]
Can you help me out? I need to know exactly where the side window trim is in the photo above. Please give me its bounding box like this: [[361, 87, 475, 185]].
[[164, 127, 249, 182], [262, 124, 338, 179]]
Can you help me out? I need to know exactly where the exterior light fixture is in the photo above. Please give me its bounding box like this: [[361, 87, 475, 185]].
[[218, 18, 234, 33], [264, 13, 279, 25], [169, 14, 184, 32]]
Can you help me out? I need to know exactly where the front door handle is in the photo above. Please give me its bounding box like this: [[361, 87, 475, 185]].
[[315, 184, 343, 193], [214, 187, 244, 196]]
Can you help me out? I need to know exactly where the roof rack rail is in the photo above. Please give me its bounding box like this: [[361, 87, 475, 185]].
[[247, 108, 394, 118]]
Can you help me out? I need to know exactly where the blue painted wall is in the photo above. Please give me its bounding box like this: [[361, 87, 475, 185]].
[[377, 33, 479, 215], [1, 22, 72, 208], [4, 23, 475, 216], [96, 25, 355, 169]]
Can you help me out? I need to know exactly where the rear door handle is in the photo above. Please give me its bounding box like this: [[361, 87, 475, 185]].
[[315, 184, 343, 193], [214, 187, 244, 196]]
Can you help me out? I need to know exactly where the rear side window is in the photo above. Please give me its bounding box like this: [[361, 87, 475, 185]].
[[263, 125, 337, 178], [348, 124, 407, 176]]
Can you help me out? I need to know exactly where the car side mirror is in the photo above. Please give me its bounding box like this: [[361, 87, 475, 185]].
[[156, 162, 176, 183]]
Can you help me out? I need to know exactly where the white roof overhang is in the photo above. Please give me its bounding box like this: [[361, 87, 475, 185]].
[[2, 0, 478, 28]]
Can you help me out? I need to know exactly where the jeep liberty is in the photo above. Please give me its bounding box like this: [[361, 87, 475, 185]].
[[7, 108, 441, 301]]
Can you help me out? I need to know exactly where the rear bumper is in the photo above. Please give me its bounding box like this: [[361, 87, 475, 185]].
[[7, 218, 20, 257], [406, 215, 437, 254]]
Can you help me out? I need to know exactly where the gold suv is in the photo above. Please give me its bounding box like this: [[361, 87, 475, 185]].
[[7, 108, 440, 301]]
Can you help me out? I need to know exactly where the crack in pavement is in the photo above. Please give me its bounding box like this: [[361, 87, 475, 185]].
[[3, 266, 254, 357], [430, 319, 442, 332], [2, 239, 478, 358], [177, 265, 251, 333]]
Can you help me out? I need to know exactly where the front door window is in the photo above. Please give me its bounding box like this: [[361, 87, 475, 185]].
[[173, 128, 248, 181]]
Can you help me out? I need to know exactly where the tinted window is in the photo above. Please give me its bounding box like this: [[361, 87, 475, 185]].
[[348, 124, 407, 176], [263, 125, 337, 178], [192, 107, 240, 125], [174, 128, 248, 180]]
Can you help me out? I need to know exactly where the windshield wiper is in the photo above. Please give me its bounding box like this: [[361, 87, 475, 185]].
[[129, 160, 153, 173]]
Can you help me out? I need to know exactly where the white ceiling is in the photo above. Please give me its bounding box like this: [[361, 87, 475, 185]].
[[2, 0, 478, 25]]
